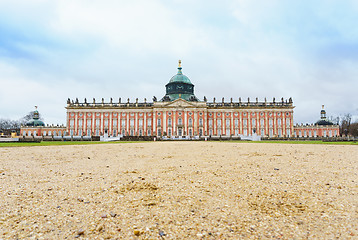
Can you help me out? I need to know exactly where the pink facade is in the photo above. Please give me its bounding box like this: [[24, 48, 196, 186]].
[[66, 98, 295, 137], [20, 126, 67, 137], [294, 125, 339, 138]]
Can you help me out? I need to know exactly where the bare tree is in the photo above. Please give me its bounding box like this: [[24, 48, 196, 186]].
[[0, 111, 43, 130], [339, 113, 352, 137], [348, 122, 358, 137]]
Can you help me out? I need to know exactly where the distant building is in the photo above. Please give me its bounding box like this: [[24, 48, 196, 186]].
[[20, 107, 66, 137], [294, 106, 340, 137], [66, 61, 296, 138]]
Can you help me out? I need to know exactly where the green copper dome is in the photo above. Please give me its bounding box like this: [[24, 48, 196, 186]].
[[161, 60, 198, 102], [169, 60, 192, 84], [26, 109, 45, 127]]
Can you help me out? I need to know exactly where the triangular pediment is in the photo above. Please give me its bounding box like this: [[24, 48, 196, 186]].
[[163, 98, 197, 108]]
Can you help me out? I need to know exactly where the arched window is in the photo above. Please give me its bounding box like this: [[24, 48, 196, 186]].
[[188, 118, 193, 126]]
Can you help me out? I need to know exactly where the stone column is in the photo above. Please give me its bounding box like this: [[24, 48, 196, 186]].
[[84, 112, 87, 135], [109, 112, 112, 136], [163, 111, 167, 135], [153, 111, 156, 135], [144, 112, 146, 135], [75, 112, 78, 135]]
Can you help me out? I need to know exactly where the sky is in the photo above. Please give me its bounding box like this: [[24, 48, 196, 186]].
[[0, 0, 357, 125]]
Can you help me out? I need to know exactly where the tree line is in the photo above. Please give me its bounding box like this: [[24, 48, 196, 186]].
[[0, 111, 43, 131]]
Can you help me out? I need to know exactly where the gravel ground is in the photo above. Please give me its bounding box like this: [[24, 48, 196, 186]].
[[0, 142, 357, 239]]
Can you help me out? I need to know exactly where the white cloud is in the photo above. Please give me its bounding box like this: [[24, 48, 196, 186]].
[[0, 0, 357, 125]]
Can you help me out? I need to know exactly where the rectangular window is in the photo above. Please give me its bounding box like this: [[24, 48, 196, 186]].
[[269, 129, 273, 137], [278, 129, 282, 137], [178, 118, 182, 125], [199, 118, 203, 126], [199, 128, 203, 136], [243, 119, 247, 127], [269, 119, 273, 127], [139, 119, 143, 127], [78, 119, 83, 127], [235, 119, 239, 127], [286, 129, 290, 137], [226, 119, 230, 127], [157, 129, 162, 136], [217, 119, 222, 127], [96, 119, 100, 127], [209, 129, 213, 136], [70, 120, 74, 128], [261, 128, 264, 136], [87, 119, 92, 128], [157, 118, 161, 126], [226, 129, 230, 136], [286, 118, 290, 127], [168, 118, 172, 126], [323, 130, 327, 136], [243, 129, 247, 136], [130, 119, 134, 127], [252, 118, 256, 127], [168, 128, 172, 137], [277, 118, 281, 127], [148, 129, 151, 136], [147, 119, 152, 126], [121, 119, 126, 127], [189, 129, 192, 136], [113, 119, 117, 127], [209, 119, 213, 127]]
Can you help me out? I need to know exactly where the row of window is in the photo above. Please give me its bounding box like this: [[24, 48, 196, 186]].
[[22, 130, 65, 136], [70, 117, 291, 129], [295, 130, 337, 137]]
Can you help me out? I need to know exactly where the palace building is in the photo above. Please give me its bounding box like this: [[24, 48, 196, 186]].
[[66, 61, 296, 138], [294, 106, 340, 138], [20, 107, 66, 137]]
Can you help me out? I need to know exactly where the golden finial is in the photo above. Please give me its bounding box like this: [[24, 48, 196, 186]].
[[322, 105, 324, 110], [35, 106, 38, 110], [178, 60, 182, 68]]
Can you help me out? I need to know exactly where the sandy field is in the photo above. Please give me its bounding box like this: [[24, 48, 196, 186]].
[[0, 142, 357, 239]]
